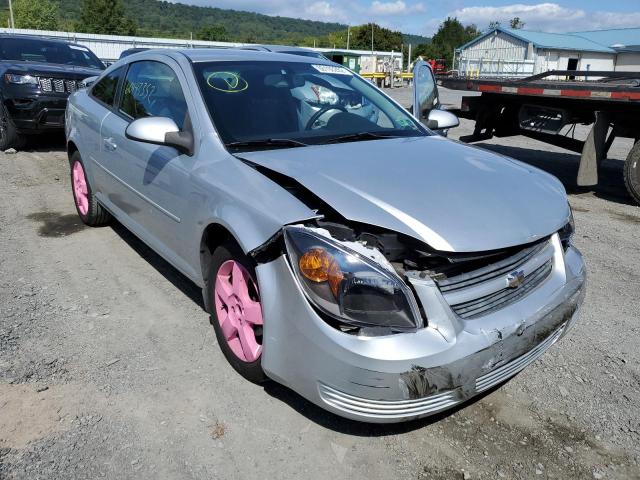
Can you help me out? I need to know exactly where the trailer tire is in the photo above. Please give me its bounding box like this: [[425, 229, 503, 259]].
[[623, 142, 640, 205]]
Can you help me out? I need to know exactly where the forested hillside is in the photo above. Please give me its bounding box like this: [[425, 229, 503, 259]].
[[0, 0, 429, 48]]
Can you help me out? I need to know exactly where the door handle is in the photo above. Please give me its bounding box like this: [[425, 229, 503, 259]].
[[103, 137, 117, 151]]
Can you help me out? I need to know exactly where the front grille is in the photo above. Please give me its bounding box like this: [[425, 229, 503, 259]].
[[38, 77, 77, 94], [451, 260, 552, 318], [438, 239, 554, 319]]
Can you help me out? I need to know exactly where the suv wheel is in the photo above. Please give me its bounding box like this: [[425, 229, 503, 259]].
[[0, 104, 23, 151]]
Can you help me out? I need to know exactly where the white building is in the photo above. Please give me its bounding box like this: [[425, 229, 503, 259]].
[[455, 27, 640, 77]]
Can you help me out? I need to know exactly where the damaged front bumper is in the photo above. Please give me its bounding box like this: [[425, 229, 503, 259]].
[[256, 236, 586, 423]]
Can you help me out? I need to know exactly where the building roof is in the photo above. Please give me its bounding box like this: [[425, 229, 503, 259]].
[[457, 27, 613, 53], [457, 26, 640, 54], [571, 28, 640, 51]]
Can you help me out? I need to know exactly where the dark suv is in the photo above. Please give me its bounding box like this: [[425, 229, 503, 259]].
[[0, 35, 104, 149]]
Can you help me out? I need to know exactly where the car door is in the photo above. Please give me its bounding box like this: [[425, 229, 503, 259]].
[[81, 66, 126, 194], [100, 58, 196, 274]]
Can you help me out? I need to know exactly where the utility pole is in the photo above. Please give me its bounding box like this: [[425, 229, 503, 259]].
[[371, 24, 374, 53], [407, 43, 412, 72], [8, 0, 15, 29], [346, 26, 350, 50]]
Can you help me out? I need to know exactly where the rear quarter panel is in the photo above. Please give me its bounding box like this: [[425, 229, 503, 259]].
[[66, 89, 109, 189]]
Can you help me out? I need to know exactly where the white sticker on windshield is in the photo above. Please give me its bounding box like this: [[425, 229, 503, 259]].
[[69, 45, 89, 51], [311, 64, 352, 75]]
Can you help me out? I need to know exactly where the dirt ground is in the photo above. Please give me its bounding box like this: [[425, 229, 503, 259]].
[[0, 88, 639, 480]]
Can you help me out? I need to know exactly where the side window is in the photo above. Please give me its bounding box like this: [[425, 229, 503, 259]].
[[90, 67, 124, 106], [119, 61, 188, 129]]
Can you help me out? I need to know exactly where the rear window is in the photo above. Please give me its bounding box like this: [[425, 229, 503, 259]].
[[0, 38, 104, 69]]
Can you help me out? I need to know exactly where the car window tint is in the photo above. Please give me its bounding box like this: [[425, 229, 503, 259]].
[[91, 67, 124, 106], [119, 61, 187, 129]]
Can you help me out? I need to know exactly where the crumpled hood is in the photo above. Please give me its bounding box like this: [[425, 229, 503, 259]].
[[240, 136, 570, 252]]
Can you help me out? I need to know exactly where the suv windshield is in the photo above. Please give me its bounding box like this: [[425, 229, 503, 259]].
[[0, 38, 104, 69], [193, 61, 426, 150]]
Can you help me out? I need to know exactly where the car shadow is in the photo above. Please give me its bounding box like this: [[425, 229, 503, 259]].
[[472, 142, 636, 206], [21, 132, 67, 152], [109, 220, 206, 311]]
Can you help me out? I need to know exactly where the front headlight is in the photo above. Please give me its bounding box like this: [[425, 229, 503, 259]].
[[4, 74, 38, 85], [559, 205, 575, 249], [284, 226, 422, 331]]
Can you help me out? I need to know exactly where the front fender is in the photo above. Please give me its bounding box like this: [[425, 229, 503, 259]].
[[185, 147, 319, 275]]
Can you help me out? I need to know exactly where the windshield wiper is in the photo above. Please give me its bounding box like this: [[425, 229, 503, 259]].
[[225, 138, 308, 150], [323, 131, 401, 145]]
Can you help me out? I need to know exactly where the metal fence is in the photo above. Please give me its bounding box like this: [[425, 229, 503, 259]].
[[0, 27, 401, 66], [0, 27, 246, 62]]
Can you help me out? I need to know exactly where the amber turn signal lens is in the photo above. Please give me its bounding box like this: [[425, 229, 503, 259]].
[[327, 260, 344, 297], [299, 248, 333, 282], [299, 248, 344, 297]]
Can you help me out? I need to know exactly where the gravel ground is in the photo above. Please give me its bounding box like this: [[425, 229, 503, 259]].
[[1, 88, 639, 480]]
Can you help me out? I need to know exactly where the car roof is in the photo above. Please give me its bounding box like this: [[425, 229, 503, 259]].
[[174, 48, 334, 64], [245, 44, 318, 53], [0, 34, 84, 47]]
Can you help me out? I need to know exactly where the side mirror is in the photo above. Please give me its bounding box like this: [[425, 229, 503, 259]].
[[425, 109, 459, 131], [79, 76, 99, 89], [125, 117, 193, 155], [412, 60, 439, 122]]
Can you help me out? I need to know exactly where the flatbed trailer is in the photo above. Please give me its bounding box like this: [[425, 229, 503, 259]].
[[438, 71, 640, 204]]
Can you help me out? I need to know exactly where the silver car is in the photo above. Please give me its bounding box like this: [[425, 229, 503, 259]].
[[65, 50, 585, 423]]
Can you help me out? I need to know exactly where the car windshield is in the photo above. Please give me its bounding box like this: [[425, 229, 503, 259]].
[[0, 38, 104, 69], [193, 60, 426, 150]]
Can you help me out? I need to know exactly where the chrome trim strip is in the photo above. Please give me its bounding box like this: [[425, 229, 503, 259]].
[[319, 383, 458, 417]]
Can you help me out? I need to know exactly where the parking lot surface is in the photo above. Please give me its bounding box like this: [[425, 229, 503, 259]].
[[1, 88, 639, 480]]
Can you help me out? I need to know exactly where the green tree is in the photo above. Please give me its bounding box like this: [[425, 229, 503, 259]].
[[414, 18, 479, 69], [349, 23, 403, 52], [13, 0, 59, 30], [196, 25, 228, 42], [489, 21, 501, 30], [509, 17, 525, 29], [76, 0, 137, 35]]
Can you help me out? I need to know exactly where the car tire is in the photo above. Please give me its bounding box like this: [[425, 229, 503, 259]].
[[623, 141, 640, 205], [70, 151, 111, 226], [206, 241, 267, 384], [0, 103, 24, 151]]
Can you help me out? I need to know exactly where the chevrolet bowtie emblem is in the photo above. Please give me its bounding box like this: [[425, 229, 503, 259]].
[[506, 270, 526, 289]]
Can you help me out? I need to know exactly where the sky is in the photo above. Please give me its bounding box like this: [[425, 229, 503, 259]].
[[174, 1, 640, 36]]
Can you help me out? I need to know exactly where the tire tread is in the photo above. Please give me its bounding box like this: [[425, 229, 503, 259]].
[[623, 141, 640, 205]]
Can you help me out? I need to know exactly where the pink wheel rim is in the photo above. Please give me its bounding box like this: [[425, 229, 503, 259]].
[[72, 160, 89, 216], [214, 260, 264, 363]]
